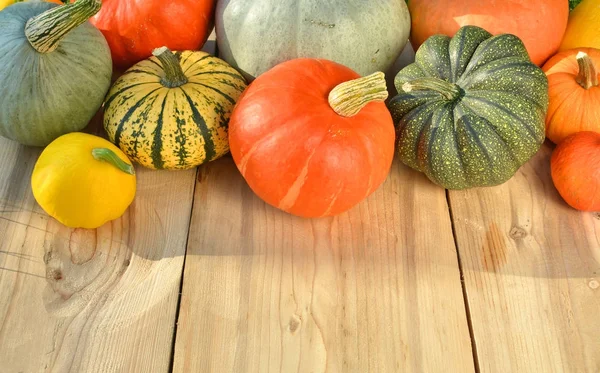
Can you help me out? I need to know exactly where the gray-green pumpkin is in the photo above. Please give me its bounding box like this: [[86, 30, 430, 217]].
[[215, 0, 411, 80], [388, 26, 548, 190], [0, 0, 111, 147]]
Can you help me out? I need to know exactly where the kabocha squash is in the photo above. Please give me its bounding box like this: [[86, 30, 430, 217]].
[[551, 131, 600, 211], [104, 47, 247, 170], [32, 132, 136, 229], [0, 0, 111, 147], [229, 59, 395, 218], [388, 26, 549, 190], [91, 0, 216, 68], [560, 0, 600, 51], [408, 0, 569, 66], [543, 48, 600, 144], [216, 0, 411, 80]]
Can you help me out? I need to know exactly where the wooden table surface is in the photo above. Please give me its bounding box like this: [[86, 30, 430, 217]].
[[1, 36, 599, 373]]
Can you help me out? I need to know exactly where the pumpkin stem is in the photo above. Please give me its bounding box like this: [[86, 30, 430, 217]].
[[328, 72, 389, 117], [401, 77, 463, 101], [576, 52, 599, 89], [25, 0, 102, 54], [152, 47, 189, 88], [92, 148, 136, 176]]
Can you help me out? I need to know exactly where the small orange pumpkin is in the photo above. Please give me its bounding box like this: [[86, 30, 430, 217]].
[[543, 48, 600, 144], [228, 59, 395, 218], [551, 131, 600, 211]]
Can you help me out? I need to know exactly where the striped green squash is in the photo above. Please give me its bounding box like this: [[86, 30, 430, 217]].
[[388, 26, 549, 190], [103, 47, 247, 170]]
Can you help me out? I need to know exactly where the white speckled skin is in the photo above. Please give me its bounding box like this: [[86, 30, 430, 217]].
[[216, 0, 411, 80]]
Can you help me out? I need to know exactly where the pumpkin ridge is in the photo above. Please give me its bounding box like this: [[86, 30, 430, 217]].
[[104, 82, 159, 109], [190, 70, 246, 82], [151, 93, 168, 169], [462, 95, 539, 142], [450, 31, 467, 82], [180, 87, 217, 162], [186, 82, 236, 104], [461, 35, 527, 78], [415, 108, 438, 172], [183, 54, 216, 74], [459, 61, 539, 88], [123, 69, 161, 77], [111, 87, 162, 148]]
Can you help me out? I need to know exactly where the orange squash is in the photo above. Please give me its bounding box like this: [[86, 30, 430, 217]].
[[551, 131, 600, 211], [228, 59, 395, 218], [543, 48, 600, 144], [408, 0, 569, 66]]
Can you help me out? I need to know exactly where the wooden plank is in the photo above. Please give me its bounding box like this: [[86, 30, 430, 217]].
[[449, 143, 600, 373], [0, 126, 196, 372], [173, 157, 475, 373], [0, 32, 217, 373]]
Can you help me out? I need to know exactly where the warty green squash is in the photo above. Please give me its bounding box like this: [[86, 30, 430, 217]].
[[103, 47, 247, 170], [0, 0, 112, 147], [215, 0, 411, 80], [388, 26, 549, 190]]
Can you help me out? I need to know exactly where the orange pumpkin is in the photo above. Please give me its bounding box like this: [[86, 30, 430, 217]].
[[408, 0, 569, 66], [543, 48, 600, 144], [228, 59, 395, 218], [551, 131, 600, 211]]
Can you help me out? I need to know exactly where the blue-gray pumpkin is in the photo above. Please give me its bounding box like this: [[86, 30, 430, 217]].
[[0, 0, 112, 147], [388, 26, 549, 190], [215, 0, 411, 80]]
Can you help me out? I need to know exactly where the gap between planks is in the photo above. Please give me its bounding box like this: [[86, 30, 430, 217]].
[[446, 190, 482, 373]]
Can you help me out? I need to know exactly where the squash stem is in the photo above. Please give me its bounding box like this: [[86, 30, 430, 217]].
[[402, 77, 463, 101], [576, 52, 599, 89], [25, 0, 102, 54], [328, 72, 388, 117], [152, 47, 188, 88], [92, 148, 136, 175]]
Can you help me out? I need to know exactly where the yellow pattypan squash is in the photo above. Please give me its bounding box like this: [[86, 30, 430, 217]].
[[560, 0, 600, 51], [32, 132, 136, 229]]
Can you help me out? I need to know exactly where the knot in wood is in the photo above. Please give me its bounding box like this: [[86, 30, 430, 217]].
[[288, 314, 302, 334], [509, 226, 528, 240]]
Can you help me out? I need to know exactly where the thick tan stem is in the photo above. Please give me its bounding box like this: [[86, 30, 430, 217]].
[[576, 52, 599, 89], [328, 72, 388, 117]]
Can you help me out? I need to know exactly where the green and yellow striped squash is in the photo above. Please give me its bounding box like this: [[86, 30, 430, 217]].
[[103, 47, 247, 170]]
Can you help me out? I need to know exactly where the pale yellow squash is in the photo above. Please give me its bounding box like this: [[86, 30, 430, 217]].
[[560, 0, 600, 51], [31, 132, 136, 229]]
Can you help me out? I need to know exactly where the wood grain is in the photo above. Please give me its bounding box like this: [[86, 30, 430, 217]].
[[0, 134, 197, 372], [449, 143, 600, 373], [172, 157, 475, 373], [0, 34, 218, 373]]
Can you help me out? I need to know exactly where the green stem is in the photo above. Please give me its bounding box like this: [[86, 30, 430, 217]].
[[25, 0, 102, 54], [328, 72, 389, 117], [92, 148, 135, 175], [401, 77, 463, 101], [576, 52, 599, 89], [152, 46, 188, 88]]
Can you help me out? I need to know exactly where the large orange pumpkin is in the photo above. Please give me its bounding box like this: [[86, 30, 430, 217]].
[[228, 59, 395, 218], [551, 131, 600, 211], [90, 0, 216, 68], [543, 48, 600, 144], [408, 0, 569, 66]]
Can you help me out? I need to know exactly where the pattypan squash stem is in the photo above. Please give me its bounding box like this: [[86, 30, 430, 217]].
[[92, 148, 136, 175], [153, 47, 189, 88], [576, 52, 599, 89], [328, 72, 389, 117], [401, 77, 463, 101], [25, 0, 102, 54]]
